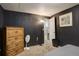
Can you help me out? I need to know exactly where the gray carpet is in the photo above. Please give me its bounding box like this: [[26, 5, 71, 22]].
[[45, 44, 79, 56]]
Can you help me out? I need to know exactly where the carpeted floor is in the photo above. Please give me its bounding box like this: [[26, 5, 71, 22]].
[[17, 44, 56, 56], [45, 45, 79, 56]]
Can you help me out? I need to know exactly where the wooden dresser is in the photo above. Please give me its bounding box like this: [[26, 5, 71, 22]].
[[3, 27, 24, 56]]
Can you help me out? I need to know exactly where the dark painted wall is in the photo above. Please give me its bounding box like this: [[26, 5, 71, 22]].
[[0, 6, 4, 28], [0, 5, 4, 54], [51, 5, 79, 46], [3, 10, 45, 46]]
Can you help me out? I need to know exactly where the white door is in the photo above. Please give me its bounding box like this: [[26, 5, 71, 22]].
[[49, 17, 55, 41]]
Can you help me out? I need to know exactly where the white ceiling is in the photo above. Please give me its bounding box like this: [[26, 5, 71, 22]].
[[0, 3, 78, 17]]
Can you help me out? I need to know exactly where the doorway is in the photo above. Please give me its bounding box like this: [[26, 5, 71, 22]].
[[44, 17, 56, 46]]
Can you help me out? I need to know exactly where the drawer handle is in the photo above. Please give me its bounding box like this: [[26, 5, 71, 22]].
[[15, 37, 17, 40], [15, 31, 18, 33], [15, 43, 18, 46]]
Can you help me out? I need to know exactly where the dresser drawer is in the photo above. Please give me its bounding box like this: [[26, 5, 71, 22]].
[[6, 37, 15, 44], [15, 29, 24, 36], [6, 43, 16, 50], [15, 41, 24, 47], [16, 47, 24, 54], [15, 37, 24, 41], [6, 48, 16, 56], [15, 41, 24, 54], [7, 30, 16, 37]]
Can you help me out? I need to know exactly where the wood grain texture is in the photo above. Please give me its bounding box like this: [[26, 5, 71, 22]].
[[3, 27, 24, 56]]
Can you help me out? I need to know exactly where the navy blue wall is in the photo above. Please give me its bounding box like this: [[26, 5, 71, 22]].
[[51, 5, 79, 46], [0, 5, 4, 55], [0, 6, 4, 28], [3, 10, 45, 46]]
